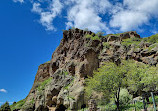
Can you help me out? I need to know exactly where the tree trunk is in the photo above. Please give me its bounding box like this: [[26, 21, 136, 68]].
[[115, 87, 121, 111], [142, 94, 147, 111]]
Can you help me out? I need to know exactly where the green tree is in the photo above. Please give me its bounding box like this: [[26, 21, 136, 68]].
[[86, 60, 158, 110], [0, 102, 11, 111], [85, 61, 129, 110], [126, 62, 158, 110]]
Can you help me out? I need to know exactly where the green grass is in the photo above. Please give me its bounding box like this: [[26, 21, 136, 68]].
[[143, 34, 158, 44], [149, 95, 158, 103], [10, 99, 26, 110], [147, 44, 158, 51], [121, 37, 141, 47], [37, 77, 52, 91]]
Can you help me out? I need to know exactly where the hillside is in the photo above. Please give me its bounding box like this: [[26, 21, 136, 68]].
[[11, 28, 158, 111]]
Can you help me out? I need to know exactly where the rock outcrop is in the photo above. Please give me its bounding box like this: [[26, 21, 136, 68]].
[[13, 28, 158, 111]]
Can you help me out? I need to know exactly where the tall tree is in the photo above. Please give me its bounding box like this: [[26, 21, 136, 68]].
[[85, 61, 129, 110], [126, 62, 158, 110], [86, 60, 158, 110]]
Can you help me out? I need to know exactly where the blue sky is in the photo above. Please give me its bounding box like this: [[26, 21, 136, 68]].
[[0, 0, 158, 105]]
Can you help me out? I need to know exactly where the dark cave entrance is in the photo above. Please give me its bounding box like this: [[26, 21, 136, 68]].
[[55, 104, 67, 111]]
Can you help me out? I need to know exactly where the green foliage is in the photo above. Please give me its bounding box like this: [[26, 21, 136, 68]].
[[119, 88, 132, 106], [102, 103, 117, 111], [91, 36, 100, 40], [85, 34, 93, 39], [127, 62, 158, 92], [0, 102, 11, 111], [10, 99, 26, 110], [86, 60, 158, 110], [37, 77, 52, 91], [103, 42, 110, 48], [62, 70, 69, 76], [30, 98, 35, 104], [135, 102, 144, 109], [148, 43, 158, 51], [121, 37, 141, 47], [68, 96, 75, 100], [85, 61, 130, 110], [85, 34, 100, 40], [143, 34, 158, 43]]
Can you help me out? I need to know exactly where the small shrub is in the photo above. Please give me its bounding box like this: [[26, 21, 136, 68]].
[[30, 98, 35, 104], [61, 70, 69, 76], [135, 102, 144, 109], [103, 42, 110, 48], [0, 102, 11, 111], [122, 38, 141, 47], [148, 44, 158, 51], [147, 34, 158, 43], [10, 99, 26, 110], [85, 34, 100, 40], [68, 96, 75, 100], [85, 34, 93, 39], [120, 88, 132, 106], [91, 36, 100, 40], [37, 77, 52, 91], [103, 103, 117, 111]]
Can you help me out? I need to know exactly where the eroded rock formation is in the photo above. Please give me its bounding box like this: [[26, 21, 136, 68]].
[[14, 28, 158, 111]]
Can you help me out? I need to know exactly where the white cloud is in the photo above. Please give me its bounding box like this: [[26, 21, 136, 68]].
[[110, 0, 158, 32], [66, 0, 112, 33], [110, 11, 149, 31], [13, 0, 158, 33], [0, 89, 7, 93], [13, 0, 24, 3], [32, 0, 63, 31], [32, 3, 42, 14]]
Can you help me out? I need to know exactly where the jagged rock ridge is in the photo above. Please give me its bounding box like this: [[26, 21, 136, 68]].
[[12, 28, 158, 111]]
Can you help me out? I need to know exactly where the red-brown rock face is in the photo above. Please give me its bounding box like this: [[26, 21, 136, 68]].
[[18, 28, 158, 111]]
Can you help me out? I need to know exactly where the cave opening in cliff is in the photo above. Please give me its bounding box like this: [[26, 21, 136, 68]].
[[55, 104, 67, 111]]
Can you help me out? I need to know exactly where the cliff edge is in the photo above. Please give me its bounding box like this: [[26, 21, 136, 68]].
[[11, 28, 158, 111]]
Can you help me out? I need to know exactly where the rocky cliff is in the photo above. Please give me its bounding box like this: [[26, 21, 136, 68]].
[[12, 28, 158, 111]]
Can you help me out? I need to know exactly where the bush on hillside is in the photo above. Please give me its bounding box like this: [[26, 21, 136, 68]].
[[0, 102, 11, 111]]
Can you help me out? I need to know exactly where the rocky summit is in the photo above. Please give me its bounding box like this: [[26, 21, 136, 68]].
[[11, 28, 158, 111]]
